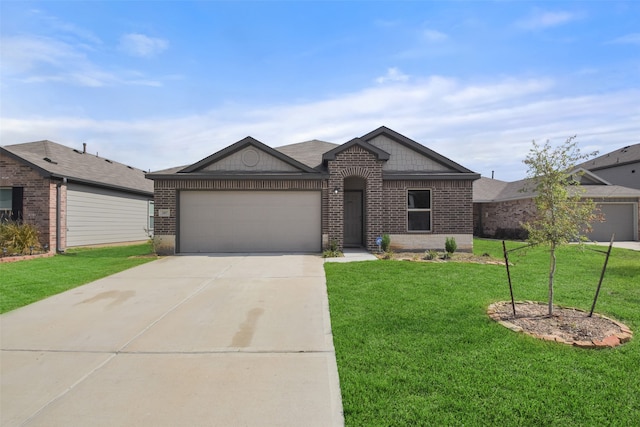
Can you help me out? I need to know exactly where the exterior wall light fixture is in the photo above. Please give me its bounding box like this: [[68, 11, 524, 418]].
[[333, 187, 339, 194]]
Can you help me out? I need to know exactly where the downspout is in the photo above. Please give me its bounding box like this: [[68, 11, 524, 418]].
[[56, 177, 67, 253]]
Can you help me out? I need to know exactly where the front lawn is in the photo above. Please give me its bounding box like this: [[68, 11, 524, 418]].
[[325, 239, 640, 426], [0, 243, 156, 314]]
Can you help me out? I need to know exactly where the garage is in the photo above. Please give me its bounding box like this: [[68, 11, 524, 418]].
[[179, 190, 321, 253], [588, 203, 637, 242]]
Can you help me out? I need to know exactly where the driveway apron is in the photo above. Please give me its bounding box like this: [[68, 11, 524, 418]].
[[1, 254, 344, 426]]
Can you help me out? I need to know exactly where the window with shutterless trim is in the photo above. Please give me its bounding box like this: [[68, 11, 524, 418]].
[[407, 189, 431, 231]]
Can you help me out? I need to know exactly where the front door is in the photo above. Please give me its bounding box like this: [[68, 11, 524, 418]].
[[344, 191, 363, 247]]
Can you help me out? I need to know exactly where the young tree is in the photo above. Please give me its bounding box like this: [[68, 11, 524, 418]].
[[522, 137, 600, 316]]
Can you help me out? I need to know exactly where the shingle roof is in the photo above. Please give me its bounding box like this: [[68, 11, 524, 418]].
[[1, 140, 153, 195], [473, 176, 640, 202], [580, 143, 640, 170], [472, 177, 511, 202], [275, 140, 339, 168]]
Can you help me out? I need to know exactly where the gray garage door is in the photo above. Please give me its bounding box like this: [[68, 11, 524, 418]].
[[179, 191, 321, 253], [588, 203, 636, 242]]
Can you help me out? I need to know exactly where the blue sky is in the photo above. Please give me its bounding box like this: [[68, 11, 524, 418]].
[[1, 1, 639, 180]]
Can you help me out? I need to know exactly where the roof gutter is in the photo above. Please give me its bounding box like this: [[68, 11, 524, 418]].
[[50, 174, 153, 197]]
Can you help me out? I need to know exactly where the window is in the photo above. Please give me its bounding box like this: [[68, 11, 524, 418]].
[[148, 201, 155, 235], [1, 187, 23, 221], [0, 188, 11, 219], [407, 189, 431, 231]]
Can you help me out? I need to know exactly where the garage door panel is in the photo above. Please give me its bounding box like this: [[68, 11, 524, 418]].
[[588, 204, 635, 242], [180, 191, 321, 253]]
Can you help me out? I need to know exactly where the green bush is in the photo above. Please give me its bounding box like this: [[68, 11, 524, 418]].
[[381, 234, 391, 252], [424, 249, 438, 260], [322, 239, 343, 258], [445, 236, 457, 254], [0, 219, 42, 255]]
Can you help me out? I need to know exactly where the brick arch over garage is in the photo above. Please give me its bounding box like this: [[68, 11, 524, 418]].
[[326, 145, 385, 251]]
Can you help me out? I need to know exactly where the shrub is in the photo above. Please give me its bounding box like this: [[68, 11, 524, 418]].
[[381, 249, 394, 260], [322, 239, 343, 258], [0, 219, 42, 255], [445, 237, 457, 254], [381, 234, 391, 252], [423, 250, 438, 260]]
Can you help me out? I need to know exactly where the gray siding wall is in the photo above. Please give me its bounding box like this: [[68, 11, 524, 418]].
[[66, 183, 151, 247], [202, 147, 299, 172], [592, 163, 640, 190], [367, 135, 453, 172]]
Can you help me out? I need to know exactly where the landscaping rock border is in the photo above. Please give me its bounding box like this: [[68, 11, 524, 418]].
[[488, 301, 633, 349], [0, 252, 55, 263]]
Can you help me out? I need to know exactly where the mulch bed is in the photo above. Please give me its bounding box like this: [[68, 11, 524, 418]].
[[488, 301, 633, 348], [378, 252, 504, 265]]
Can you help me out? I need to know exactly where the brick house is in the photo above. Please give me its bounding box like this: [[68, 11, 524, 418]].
[[147, 126, 480, 254], [473, 169, 640, 242], [1, 140, 154, 252]]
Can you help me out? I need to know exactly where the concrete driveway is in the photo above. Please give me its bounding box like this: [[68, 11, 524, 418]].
[[1, 254, 344, 426]]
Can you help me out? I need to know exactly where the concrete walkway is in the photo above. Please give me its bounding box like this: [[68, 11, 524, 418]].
[[324, 248, 379, 263], [598, 241, 640, 251], [1, 254, 344, 426]]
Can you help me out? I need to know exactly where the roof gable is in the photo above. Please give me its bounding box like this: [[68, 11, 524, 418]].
[[360, 126, 476, 174], [322, 137, 391, 162], [179, 137, 319, 174], [1, 140, 153, 195], [571, 168, 611, 185]]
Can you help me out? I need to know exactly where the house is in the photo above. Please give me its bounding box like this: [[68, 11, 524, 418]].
[[473, 169, 640, 242], [147, 126, 480, 254], [1, 140, 154, 252], [579, 143, 640, 190]]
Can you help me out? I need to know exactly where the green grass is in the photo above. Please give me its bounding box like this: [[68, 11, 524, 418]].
[[0, 243, 156, 314], [325, 239, 640, 426]]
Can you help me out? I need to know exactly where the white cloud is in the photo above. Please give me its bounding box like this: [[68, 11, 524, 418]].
[[422, 29, 448, 43], [0, 35, 165, 87], [517, 10, 580, 30], [375, 67, 410, 84], [119, 33, 169, 58], [608, 33, 640, 45], [0, 36, 84, 73], [1, 75, 638, 181]]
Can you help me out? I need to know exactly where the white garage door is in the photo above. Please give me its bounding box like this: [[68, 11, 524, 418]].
[[588, 203, 636, 242], [179, 191, 321, 253]]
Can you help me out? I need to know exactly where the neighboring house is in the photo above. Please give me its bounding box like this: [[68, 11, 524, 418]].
[[473, 169, 640, 242], [147, 126, 480, 254], [579, 143, 640, 190], [1, 140, 154, 252]]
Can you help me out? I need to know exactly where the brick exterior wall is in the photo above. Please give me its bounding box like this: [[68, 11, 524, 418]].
[[323, 146, 475, 251], [383, 179, 474, 234], [0, 153, 65, 251], [327, 146, 385, 251], [474, 199, 535, 238], [474, 197, 640, 240]]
